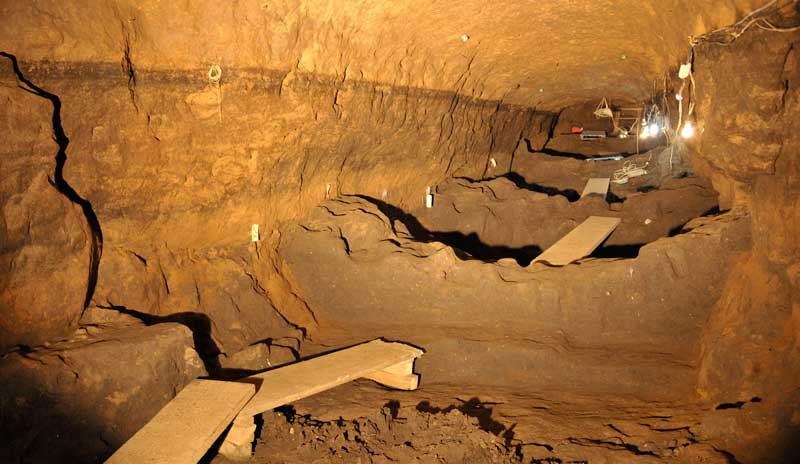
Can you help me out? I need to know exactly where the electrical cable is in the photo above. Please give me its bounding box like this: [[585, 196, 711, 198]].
[[690, 0, 800, 47]]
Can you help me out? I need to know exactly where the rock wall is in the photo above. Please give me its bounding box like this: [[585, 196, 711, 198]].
[[0, 321, 206, 463], [277, 196, 751, 398], [0, 0, 763, 356], [0, 55, 93, 349], [0, 42, 544, 355], [1, 0, 759, 107], [690, 26, 800, 462]]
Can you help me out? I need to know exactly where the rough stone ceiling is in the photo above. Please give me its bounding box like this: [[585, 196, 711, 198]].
[[2, 0, 760, 109]]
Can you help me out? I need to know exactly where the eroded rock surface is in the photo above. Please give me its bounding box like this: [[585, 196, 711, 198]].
[[277, 195, 750, 399], [0, 321, 206, 463], [0, 58, 93, 351], [407, 173, 718, 264]]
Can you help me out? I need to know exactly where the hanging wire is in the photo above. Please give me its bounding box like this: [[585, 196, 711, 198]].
[[690, 0, 800, 47]]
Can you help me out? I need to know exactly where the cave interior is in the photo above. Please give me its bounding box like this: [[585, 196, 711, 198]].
[[1, 1, 799, 463]]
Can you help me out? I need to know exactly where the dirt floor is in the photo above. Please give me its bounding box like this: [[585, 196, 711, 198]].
[[210, 380, 759, 464], [246, 405, 519, 463]]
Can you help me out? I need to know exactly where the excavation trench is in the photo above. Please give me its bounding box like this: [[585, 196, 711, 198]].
[[353, 163, 719, 266], [271, 131, 744, 399]]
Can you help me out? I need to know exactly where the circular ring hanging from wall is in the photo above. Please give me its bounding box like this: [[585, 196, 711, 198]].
[[208, 64, 222, 83]]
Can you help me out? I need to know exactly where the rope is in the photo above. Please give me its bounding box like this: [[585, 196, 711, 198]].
[[612, 159, 649, 184], [594, 97, 613, 118]]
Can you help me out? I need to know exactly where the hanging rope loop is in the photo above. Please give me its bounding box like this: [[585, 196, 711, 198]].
[[208, 64, 222, 83]]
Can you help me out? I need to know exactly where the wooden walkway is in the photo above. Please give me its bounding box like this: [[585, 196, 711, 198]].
[[581, 178, 610, 199], [106, 380, 255, 464], [532, 216, 621, 266], [239, 339, 422, 418], [106, 339, 423, 463]]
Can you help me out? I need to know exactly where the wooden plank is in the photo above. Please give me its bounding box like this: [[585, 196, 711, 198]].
[[581, 178, 610, 199], [238, 339, 422, 418], [364, 370, 419, 390], [107, 379, 255, 464], [532, 216, 621, 266], [364, 359, 419, 390], [219, 417, 258, 461]]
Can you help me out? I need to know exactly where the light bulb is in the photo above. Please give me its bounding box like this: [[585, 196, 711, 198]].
[[681, 121, 695, 138], [649, 123, 660, 135], [639, 126, 650, 139]]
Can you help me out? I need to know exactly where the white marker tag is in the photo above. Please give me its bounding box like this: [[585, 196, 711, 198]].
[[678, 63, 691, 79], [251, 224, 260, 242]]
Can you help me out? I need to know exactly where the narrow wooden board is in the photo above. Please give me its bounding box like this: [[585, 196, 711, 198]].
[[238, 340, 423, 417], [106, 379, 255, 464], [581, 178, 610, 199], [532, 216, 621, 266], [364, 359, 420, 390]]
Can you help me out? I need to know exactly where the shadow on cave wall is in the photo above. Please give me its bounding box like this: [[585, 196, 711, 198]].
[[0, 51, 103, 312], [354, 195, 542, 266], [96, 304, 270, 380], [416, 398, 518, 447], [98, 304, 222, 373], [457, 173, 581, 202], [353, 194, 651, 264], [0, 379, 115, 464]]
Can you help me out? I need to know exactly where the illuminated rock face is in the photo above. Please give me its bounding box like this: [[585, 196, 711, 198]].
[[0, 65, 92, 351], [0, 1, 798, 463]]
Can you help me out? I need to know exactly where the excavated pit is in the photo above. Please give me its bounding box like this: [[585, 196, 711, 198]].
[[1, 2, 799, 464]]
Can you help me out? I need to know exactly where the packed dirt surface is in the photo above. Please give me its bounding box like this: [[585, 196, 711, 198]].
[[209, 380, 760, 464], [244, 406, 519, 464]]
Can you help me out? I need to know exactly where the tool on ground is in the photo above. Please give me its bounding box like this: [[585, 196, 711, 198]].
[[580, 130, 607, 140]]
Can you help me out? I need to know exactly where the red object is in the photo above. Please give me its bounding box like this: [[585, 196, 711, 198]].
[[571, 126, 583, 134]]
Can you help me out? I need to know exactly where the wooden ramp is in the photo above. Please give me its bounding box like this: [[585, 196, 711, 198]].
[[532, 216, 621, 266], [106, 340, 422, 463], [106, 379, 255, 464], [220, 339, 424, 460], [239, 339, 422, 418], [581, 178, 610, 199]]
